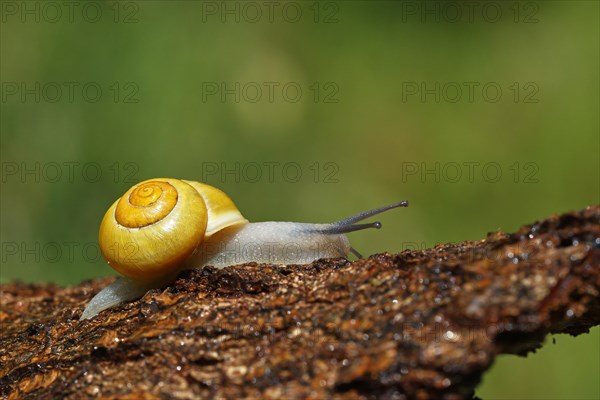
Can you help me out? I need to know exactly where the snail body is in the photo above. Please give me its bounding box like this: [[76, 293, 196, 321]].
[[80, 178, 408, 320]]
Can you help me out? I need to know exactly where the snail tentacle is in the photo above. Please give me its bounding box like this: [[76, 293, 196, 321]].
[[308, 201, 408, 235]]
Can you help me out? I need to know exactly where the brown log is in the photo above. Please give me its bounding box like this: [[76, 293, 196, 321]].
[[1, 206, 599, 399]]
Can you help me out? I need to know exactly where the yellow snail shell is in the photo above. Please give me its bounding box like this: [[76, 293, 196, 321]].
[[98, 178, 247, 282]]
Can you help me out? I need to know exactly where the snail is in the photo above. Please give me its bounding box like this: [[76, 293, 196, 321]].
[[80, 178, 408, 320]]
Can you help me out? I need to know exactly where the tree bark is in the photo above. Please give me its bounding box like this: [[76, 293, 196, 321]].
[[1, 206, 599, 399]]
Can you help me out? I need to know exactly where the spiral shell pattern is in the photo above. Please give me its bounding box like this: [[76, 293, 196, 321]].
[[98, 178, 247, 282], [115, 181, 179, 228]]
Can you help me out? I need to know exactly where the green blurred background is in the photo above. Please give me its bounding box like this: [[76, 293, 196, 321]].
[[1, 1, 598, 398]]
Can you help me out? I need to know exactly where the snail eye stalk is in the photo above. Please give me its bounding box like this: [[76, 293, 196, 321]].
[[316, 201, 408, 235]]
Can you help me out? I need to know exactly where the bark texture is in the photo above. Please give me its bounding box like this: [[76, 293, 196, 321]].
[[1, 206, 599, 399]]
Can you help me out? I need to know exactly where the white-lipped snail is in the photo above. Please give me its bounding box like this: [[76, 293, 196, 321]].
[[80, 178, 408, 319]]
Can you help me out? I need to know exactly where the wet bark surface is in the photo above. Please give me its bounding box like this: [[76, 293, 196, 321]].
[[1, 206, 599, 399]]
